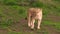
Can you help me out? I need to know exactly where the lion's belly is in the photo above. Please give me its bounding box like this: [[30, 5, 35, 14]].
[[35, 15, 40, 19], [36, 13, 42, 20], [31, 11, 42, 20]]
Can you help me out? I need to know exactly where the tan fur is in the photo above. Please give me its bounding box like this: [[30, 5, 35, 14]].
[[27, 8, 42, 29]]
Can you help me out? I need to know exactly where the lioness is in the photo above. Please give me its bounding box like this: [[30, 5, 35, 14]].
[[27, 8, 42, 29]]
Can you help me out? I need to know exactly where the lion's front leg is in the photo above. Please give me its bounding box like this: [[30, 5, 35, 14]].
[[30, 18, 35, 29], [37, 17, 42, 29], [27, 12, 31, 27]]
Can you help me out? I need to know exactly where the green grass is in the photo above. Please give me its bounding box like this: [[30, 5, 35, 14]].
[[42, 20, 60, 31], [0, 0, 60, 34]]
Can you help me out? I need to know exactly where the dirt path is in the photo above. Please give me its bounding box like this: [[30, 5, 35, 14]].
[[7, 18, 60, 34], [0, 16, 60, 34], [0, 28, 8, 34], [44, 25, 60, 34]]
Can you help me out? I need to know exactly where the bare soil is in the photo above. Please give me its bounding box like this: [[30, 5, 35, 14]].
[[0, 15, 60, 34]]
